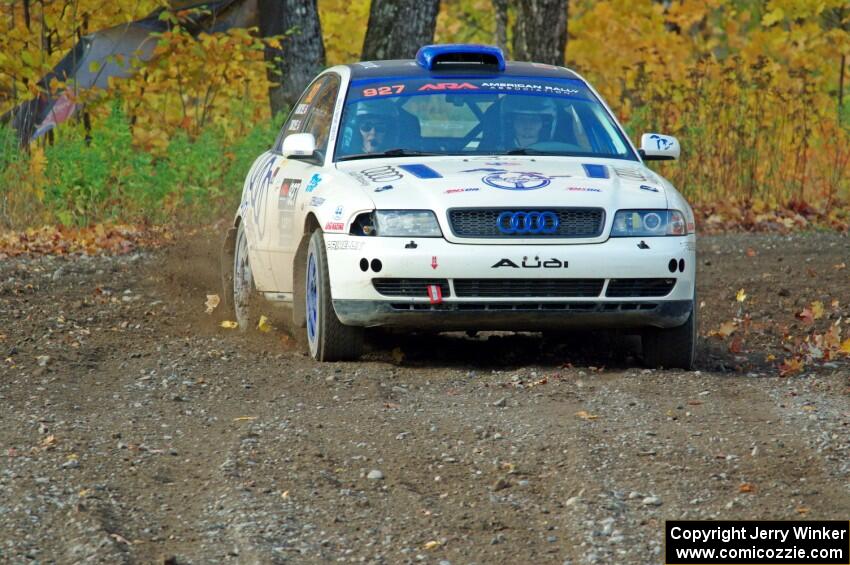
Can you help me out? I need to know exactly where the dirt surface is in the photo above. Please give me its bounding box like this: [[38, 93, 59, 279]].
[[1, 231, 849, 564]]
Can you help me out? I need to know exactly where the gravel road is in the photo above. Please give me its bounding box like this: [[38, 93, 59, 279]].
[[1, 231, 848, 564]]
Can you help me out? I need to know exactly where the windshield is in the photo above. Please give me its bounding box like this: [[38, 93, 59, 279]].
[[335, 76, 638, 161]]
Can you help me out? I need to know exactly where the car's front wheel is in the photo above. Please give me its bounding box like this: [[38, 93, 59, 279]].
[[641, 298, 697, 370], [306, 229, 364, 361], [232, 222, 257, 331]]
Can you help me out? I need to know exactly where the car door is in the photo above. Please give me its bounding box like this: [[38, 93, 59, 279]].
[[263, 74, 341, 293]]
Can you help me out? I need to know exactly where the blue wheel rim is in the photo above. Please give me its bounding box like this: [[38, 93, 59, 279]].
[[307, 250, 318, 347]]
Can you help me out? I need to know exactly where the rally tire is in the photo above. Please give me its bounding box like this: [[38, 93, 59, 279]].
[[306, 229, 363, 361], [232, 222, 258, 332], [641, 297, 697, 370]]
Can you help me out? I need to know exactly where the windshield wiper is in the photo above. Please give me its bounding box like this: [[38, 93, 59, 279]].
[[505, 148, 545, 155], [337, 149, 440, 161]]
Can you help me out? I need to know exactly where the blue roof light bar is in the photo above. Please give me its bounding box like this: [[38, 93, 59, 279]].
[[415, 44, 506, 72]]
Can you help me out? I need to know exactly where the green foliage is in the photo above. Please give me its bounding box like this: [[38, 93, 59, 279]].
[[0, 102, 283, 228]]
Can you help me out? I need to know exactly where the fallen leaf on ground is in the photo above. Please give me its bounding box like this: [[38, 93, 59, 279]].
[[779, 357, 804, 377], [736, 288, 747, 302], [575, 410, 599, 420], [257, 315, 272, 332], [811, 301, 825, 320], [423, 541, 441, 550], [233, 416, 257, 421], [833, 262, 846, 270], [745, 248, 757, 257], [708, 321, 737, 338], [796, 506, 810, 515], [220, 320, 238, 329], [739, 483, 756, 493], [204, 294, 220, 314], [839, 339, 850, 355], [391, 347, 405, 364], [729, 335, 743, 353], [796, 308, 814, 325]]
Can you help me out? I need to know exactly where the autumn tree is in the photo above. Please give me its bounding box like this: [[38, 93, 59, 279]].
[[259, 0, 326, 115], [361, 0, 441, 61], [512, 0, 568, 66]]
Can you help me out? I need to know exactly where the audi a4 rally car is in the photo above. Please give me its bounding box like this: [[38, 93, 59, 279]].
[[224, 44, 697, 367]]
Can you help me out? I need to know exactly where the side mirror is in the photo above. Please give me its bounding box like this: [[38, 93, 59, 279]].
[[281, 133, 317, 159], [639, 133, 680, 161]]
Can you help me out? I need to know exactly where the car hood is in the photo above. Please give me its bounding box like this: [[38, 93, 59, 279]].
[[335, 156, 670, 244]]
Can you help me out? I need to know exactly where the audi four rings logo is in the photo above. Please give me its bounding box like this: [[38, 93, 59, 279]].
[[497, 211, 560, 235]]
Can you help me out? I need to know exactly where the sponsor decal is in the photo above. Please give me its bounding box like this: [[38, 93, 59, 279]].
[[491, 257, 569, 269], [278, 178, 302, 209], [582, 164, 609, 179], [480, 81, 579, 96], [326, 240, 365, 251], [357, 61, 379, 68], [417, 82, 478, 91], [303, 81, 323, 104], [374, 184, 394, 192], [247, 154, 277, 239], [305, 173, 322, 193], [348, 172, 369, 186], [483, 171, 552, 191], [288, 118, 301, 131], [324, 221, 345, 232], [333, 205, 344, 220], [362, 85, 405, 97], [567, 186, 602, 193], [444, 187, 480, 194], [427, 284, 443, 305], [309, 196, 325, 207], [649, 134, 674, 151], [431, 256, 439, 270], [398, 164, 442, 179], [639, 184, 660, 192], [496, 211, 559, 235], [359, 165, 403, 183], [294, 103, 309, 115]]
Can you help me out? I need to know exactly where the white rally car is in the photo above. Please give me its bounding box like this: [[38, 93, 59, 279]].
[[224, 44, 697, 367]]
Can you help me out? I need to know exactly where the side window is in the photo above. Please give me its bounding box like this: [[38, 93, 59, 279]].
[[301, 76, 340, 155], [273, 76, 330, 152]]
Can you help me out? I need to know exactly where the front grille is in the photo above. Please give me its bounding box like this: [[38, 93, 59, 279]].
[[373, 278, 450, 298], [454, 279, 604, 298], [389, 302, 660, 312], [448, 208, 604, 238], [606, 278, 676, 297]]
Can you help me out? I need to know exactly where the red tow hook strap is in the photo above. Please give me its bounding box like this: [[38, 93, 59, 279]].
[[427, 284, 443, 304]]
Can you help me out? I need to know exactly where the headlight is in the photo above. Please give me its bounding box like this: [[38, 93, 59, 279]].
[[610, 209, 687, 237], [351, 210, 442, 237]]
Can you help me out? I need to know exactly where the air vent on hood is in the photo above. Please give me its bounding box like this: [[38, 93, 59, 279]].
[[613, 166, 648, 181]]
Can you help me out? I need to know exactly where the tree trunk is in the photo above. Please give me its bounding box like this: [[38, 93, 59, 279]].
[[259, 0, 326, 116], [361, 0, 441, 61], [493, 0, 508, 55], [512, 0, 568, 66]]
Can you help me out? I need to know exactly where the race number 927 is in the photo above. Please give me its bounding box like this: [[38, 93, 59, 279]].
[[362, 85, 405, 97]]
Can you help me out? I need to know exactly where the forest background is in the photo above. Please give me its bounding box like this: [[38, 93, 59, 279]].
[[1, 0, 849, 235]]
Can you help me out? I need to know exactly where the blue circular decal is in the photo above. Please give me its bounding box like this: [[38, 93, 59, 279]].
[[483, 171, 551, 191]]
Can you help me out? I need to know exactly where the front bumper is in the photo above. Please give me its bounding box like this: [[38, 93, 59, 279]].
[[324, 233, 696, 330]]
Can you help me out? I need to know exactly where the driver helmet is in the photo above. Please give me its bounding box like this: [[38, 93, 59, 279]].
[[352, 100, 399, 144], [500, 95, 557, 142]]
